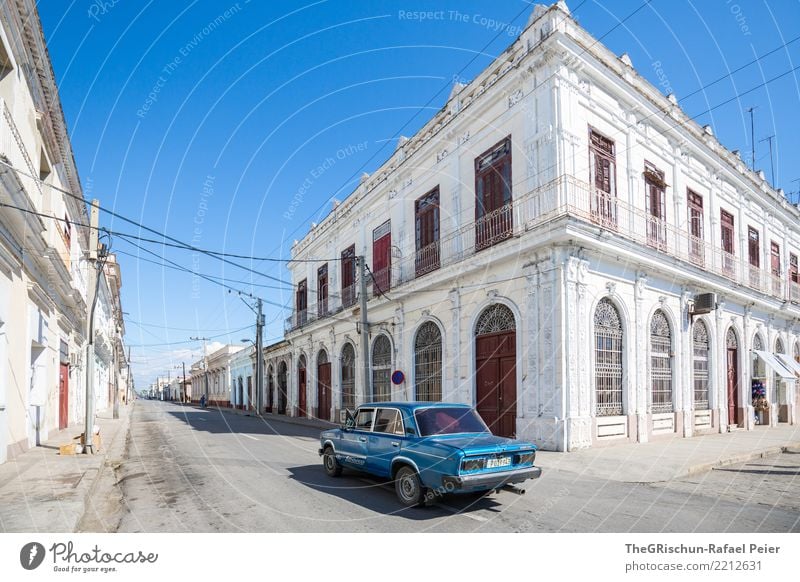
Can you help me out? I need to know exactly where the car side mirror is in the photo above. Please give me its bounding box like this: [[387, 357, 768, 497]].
[[343, 409, 356, 431], [405, 426, 416, 436]]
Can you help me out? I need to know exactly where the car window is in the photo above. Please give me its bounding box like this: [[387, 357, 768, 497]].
[[373, 408, 403, 435], [354, 408, 375, 430], [414, 407, 489, 436]]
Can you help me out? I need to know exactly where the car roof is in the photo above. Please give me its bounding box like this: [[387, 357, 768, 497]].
[[357, 402, 472, 411]]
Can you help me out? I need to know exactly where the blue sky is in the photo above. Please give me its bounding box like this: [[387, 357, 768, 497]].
[[38, 0, 800, 387]]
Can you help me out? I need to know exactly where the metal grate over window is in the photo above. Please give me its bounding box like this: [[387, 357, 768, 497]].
[[414, 322, 442, 402], [340, 343, 355, 410], [475, 303, 516, 335], [692, 320, 710, 410], [594, 298, 624, 416], [650, 310, 673, 413], [371, 334, 392, 402]]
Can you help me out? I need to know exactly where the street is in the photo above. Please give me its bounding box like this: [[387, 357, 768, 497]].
[[100, 401, 800, 533]]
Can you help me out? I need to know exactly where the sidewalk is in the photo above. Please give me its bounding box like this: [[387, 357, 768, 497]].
[[537, 423, 800, 483], [0, 403, 133, 533], [199, 402, 338, 430]]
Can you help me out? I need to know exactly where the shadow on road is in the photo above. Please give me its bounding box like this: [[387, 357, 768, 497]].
[[286, 464, 503, 520], [164, 406, 322, 439]]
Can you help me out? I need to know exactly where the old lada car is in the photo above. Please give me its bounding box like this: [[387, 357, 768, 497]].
[[319, 402, 542, 507]]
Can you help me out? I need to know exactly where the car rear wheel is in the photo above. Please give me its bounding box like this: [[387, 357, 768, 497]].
[[323, 446, 342, 477], [394, 466, 426, 507]]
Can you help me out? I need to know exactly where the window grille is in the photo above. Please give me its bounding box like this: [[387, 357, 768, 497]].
[[594, 298, 624, 416], [340, 343, 356, 410], [475, 304, 516, 335], [650, 310, 673, 413], [371, 335, 392, 402], [692, 321, 710, 410], [726, 327, 738, 349], [414, 322, 442, 401]]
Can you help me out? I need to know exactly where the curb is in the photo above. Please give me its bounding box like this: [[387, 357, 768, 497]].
[[678, 441, 800, 482], [202, 403, 338, 431]]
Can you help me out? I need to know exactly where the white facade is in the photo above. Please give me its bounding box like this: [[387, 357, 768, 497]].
[[269, 2, 800, 451], [230, 347, 255, 410]]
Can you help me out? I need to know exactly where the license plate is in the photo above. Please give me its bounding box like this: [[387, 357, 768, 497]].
[[486, 456, 511, 469]]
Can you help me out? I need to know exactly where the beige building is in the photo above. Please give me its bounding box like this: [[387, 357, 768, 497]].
[[0, 1, 128, 462]]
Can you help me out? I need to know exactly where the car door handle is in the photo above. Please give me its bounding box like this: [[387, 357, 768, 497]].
[[359, 437, 367, 442], [391, 441, 400, 447]]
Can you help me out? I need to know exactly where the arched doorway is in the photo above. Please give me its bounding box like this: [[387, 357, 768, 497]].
[[594, 298, 624, 416], [317, 350, 331, 421], [726, 328, 739, 426], [650, 309, 673, 413], [267, 365, 274, 413], [340, 343, 356, 411], [371, 335, 392, 402], [775, 338, 788, 423], [297, 355, 307, 417], [278, 361, 288, 415], [475, 303, 517, 438], [692, 320, 710, 411], [415, 322, 443, 401], [237, 377, 244, 410]]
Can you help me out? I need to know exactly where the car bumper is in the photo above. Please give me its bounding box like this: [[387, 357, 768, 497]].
[[442, 466, 542, 491]]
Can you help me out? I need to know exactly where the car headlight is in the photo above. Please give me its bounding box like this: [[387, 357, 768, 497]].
[[515, 451, 536, 465], [461, 458, 486, 472]]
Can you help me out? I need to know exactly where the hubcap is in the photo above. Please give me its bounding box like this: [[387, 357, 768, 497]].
[[400, 474, 416, 499]]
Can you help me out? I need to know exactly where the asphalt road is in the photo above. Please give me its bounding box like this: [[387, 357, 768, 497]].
[[112, 400, 800, 533]]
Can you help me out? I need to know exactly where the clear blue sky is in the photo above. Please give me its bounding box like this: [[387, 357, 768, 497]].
[[38, 0, 800, 387]]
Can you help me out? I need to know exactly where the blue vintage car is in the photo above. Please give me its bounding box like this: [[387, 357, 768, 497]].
[[318, 402, 542, 507]]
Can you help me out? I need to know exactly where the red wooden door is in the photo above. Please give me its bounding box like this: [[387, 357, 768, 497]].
[[475, 331, 517, 438], [317, 363, 331, 421], [341, 245, 356, 307], [59, 363, 69, 430], [372, 222, 391, 296], [298, 367, 307, 417], [727, 348, 739, 426]]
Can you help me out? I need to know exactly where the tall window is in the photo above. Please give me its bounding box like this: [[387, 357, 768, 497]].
[[594, 298, 624, 416], [687, 190, 704, 265], [372, 221, 391, 296], [650, 310, 673, 413], [790, 253, 799, 302], [770, 241, 781, 296], [748, 226, 760, 288], [720, 210, 735, 275], [341, 245, 356, 308], [296, 279, 307, 326], [475, 136, 513, 250], [267, 365, 275, 411], [644, 163, 667, 250], [589, 129, 617, 227], [317, 263, 328, 317], [340, 343, 355, 410], [693, 320, 710, 410], [371, 335, 392, 402], [414, 322, 442, 402], [415, 187, 440, 276]]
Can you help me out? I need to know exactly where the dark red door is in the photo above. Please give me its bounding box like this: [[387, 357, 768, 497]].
[[372, 222, 391, 296], [298, 367, 307, 417], [59, 363, 69, 430], [475, 331, 516, 438], [317, 363, 331, 421], [727, 347, 739, 426]]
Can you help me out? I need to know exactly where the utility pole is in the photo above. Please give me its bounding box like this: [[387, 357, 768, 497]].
[[255, 298, 264, 414], [760, 135, 775, 188], [112, 333, 119, 419], [83, 199, 100, 454], [357, 256, 370, 403], [190, 336, 210, 402], [747, 106, 758, 171]]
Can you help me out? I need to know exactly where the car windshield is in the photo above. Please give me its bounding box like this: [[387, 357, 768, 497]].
[[414, 407, 489, 436]]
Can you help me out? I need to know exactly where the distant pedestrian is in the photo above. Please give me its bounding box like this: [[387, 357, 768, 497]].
[[200, 395, 207, 408]]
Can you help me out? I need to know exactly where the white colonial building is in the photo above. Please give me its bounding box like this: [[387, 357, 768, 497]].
[[264, 2, 800, 451]]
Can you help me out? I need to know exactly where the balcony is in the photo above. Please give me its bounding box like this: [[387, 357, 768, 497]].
[[285, 174, 800, 329]]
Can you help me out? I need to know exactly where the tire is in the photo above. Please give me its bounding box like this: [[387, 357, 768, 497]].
[[322, 446, 342, 477], [394, 465, 427, 507]]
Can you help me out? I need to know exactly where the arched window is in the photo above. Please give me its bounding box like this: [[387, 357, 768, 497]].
[[475, 303, 516, 335], [595, 298, 624, 416], [318, 350, 328, 365], [776, 337, 784, 354], [415, 322, 442, 401], [340, 343, 356, 410], [692, 320, 710, 410], [267, 365, 275, 411], [650, 309, 673, 413], [726, 328, 738, 349], [371, 335, 392, 402]]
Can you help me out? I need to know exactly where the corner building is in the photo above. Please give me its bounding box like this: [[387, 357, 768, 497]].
[[267, 2, 800, 451]]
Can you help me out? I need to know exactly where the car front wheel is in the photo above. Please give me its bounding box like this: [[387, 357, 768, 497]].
[[394, 466, 426, 507], [323, 447, 342, 477]]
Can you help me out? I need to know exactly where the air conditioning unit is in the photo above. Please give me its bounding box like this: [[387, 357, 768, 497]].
[[692, 293, 717, 315]]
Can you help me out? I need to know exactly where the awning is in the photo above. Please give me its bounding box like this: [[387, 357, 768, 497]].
[[775, 353, 800, 377], [753, 350, 796, 380]]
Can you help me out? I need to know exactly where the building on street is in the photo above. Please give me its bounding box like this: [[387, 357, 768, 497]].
[[267, 2, 800, 451]]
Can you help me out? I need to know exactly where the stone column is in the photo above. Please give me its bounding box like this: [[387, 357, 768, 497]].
[[634, 272, 648, 443], [715, 301, 727, 432], [448, 288, 461, 404], [679, 289, 693, 438]]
